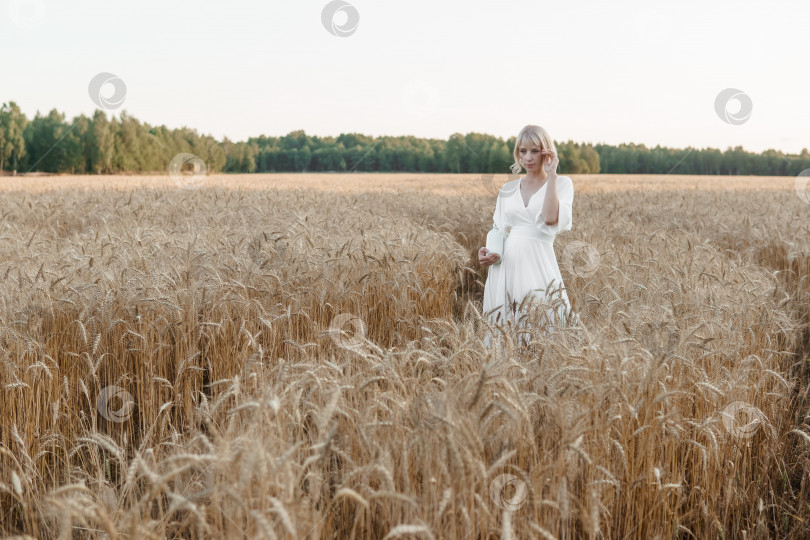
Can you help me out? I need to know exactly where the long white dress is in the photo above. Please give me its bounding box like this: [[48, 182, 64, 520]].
[[482, 175, 576, 346]]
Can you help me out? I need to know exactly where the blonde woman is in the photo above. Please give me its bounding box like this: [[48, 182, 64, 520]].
[[479, 125, 576, 346]]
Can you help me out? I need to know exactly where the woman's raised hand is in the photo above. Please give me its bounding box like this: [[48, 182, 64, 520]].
[[478, 246, 500, 267], [541, 149, 559, 177]]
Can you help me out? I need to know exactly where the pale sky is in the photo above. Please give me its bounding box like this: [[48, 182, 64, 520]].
[[2, 0, 808, 154]]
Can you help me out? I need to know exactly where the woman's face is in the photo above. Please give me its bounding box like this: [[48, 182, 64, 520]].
[[519, 145, 543, 170]]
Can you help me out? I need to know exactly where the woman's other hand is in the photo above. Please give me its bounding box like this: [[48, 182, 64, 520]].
[[478, 247, 500, 267]]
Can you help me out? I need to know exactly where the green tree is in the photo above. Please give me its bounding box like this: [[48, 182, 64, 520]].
[[23, 109, 81, 173], [444, 133, 467, 173], [0, 101, 28, 172]]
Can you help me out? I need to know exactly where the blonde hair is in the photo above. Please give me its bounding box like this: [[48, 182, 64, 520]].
[[509, 124, 557, 174]]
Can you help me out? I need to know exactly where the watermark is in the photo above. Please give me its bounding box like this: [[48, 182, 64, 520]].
[[400, 80, 440, 118], [489, 473, 528, 512], [480, 173, 521, 198], [321, 0, 359, 37], [561, 240, 600, 279], [247, 232, 288, 269], [714, 88, 752, 126], [179, 462, 215, 503], [168, 153, 207, 189], [13, 303, 47, 330], [794, 168, 810, 204], [411, 393, 447, 429], [328, 312, 367, 351], [635, 314, 679, 356], [7, 0, 47, 29], [88, 72, 127, 111], [721, 401, 767, 439], [664, 149, 693, 175], [96, 385, 135, 423], [332, 139, 384, 182]]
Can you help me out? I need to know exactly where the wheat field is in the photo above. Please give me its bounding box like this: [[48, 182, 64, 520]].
[[0, 172, 809, 539]]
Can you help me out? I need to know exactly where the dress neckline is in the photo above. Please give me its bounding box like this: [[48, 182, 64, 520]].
[[519, 178, 547, 208]]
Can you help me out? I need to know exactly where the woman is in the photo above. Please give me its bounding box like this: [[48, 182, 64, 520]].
[[479, 125, 576, 346]]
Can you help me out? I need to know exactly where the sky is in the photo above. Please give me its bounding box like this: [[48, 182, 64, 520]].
[[2, 0, 808, 154]]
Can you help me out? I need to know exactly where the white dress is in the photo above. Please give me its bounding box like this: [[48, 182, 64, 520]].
[[482, 175, 576, 346]]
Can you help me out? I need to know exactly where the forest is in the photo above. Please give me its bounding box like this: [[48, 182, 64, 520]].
[[1, 101, 808, 176]]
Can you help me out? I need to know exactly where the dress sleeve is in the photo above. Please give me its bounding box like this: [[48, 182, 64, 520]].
[[492, 185, 507, 232], [537, 176, 574, 236]]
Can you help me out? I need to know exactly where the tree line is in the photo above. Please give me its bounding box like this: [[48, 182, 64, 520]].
[[1, 102, 808, 176]]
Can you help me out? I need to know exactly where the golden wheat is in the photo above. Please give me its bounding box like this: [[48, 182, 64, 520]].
[[0, 173, 808, 539]]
